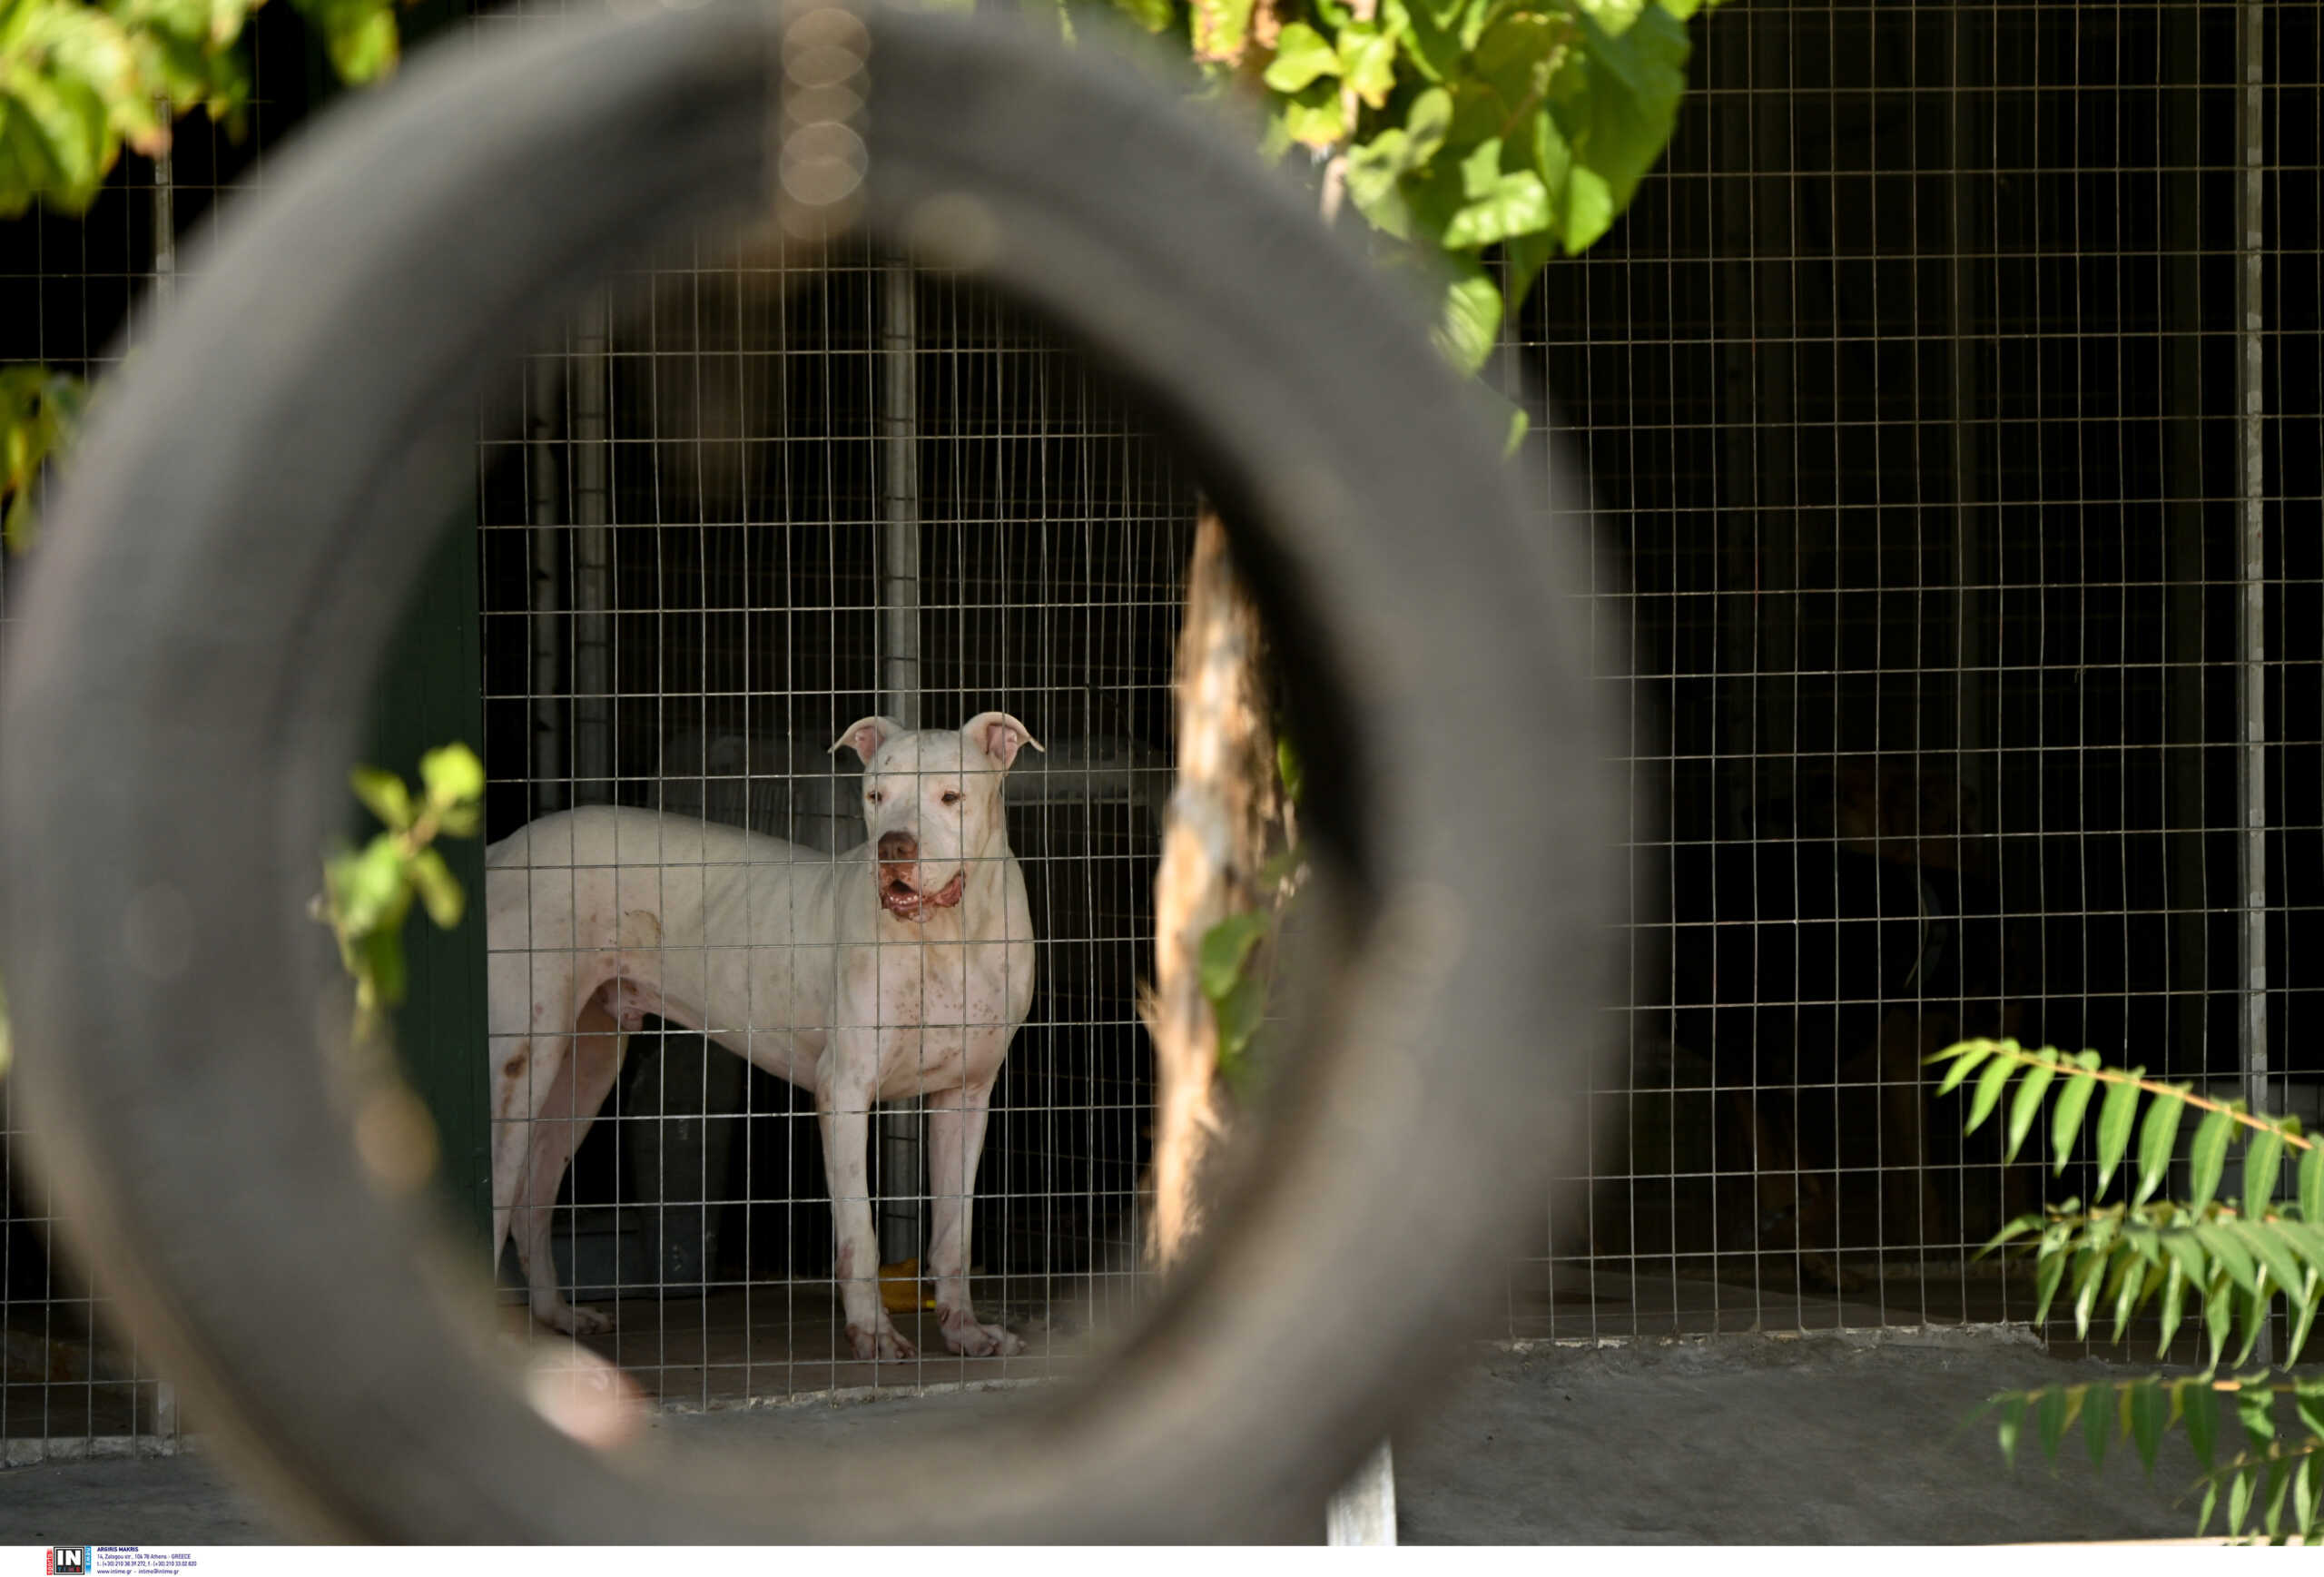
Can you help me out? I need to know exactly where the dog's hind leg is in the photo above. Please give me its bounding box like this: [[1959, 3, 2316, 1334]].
[[512, 982, 627, 1336]]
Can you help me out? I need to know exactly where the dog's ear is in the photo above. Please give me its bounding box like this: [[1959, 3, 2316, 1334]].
[[830, 715, 905, 764], [962, 711, 1042, 772]]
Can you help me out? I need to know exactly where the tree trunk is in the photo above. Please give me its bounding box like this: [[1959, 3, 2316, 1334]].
[[1147, 503, 1288, 1269]]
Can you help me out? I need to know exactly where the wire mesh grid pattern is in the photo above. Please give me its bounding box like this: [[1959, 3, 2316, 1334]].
[[0, 16, 301, 1456], [1515, 0, 2323, 1346], [0, 0, 2316, 1458], [476, 236, 1190, 1400]]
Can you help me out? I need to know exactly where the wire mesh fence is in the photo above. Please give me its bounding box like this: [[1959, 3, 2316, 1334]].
[[478, 237, 1189, 1399], [0, 16, 295, 1457], [1516, 0, 2322, 1346], [0, 0, 2316, 1457]]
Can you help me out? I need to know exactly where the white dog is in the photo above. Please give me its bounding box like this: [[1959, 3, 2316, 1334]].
[[485, 711, 1039, 1361]]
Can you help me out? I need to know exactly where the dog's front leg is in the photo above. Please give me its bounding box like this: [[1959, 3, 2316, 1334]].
[[927, 1079, 1022, 1357], [817, 1044, 916, 1363]]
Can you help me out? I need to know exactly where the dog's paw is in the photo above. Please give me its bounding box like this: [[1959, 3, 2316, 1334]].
[[538, 1300, 614, 1337], [939, 1308, 1025, 1358], [847, 1321, 917, 1362]]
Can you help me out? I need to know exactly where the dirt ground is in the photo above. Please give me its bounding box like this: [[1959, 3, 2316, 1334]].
[[0, 1327, 2210, 1544]]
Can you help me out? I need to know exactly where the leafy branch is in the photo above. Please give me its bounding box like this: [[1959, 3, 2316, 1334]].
[[0, 0, 403, 548], [1982, 1372, 2324, 1544], [312, 744, 483, 1039], [1082, 0, 1726, 402], [1, 0, 401, 220], [0, 363, 84, 552], [1934, 1039, 2324, 1543]]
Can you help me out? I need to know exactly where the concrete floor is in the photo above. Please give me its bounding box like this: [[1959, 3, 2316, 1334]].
[[0, 1328, 2210, 1544]]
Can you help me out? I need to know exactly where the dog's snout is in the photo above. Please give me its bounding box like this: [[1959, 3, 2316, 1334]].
[[878, 830, 918, 865]]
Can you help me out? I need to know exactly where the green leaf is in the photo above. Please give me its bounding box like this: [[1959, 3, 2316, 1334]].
[[2235, 1281, 2270, 1367], [1190, 0, 1254, 61], [1543, 5, 1689, 249], [2300, 1142, 2324, 1223], [349, 765, 412, 831], [2239, 1385, 2278, 1453], [2186, 1378, 2221, 1469], [2206, 1270, 2236, 1365], [1559, 163, 1614, 251], [419, 743, 484, 811], [2130, 1377, 2166, 1477], [2110, 1252, 2152, 1343], [1214, 970, 1266, 1075], [2296, 1453, 2319, 1544], [2231, 1465, 2255, 1538], [1933, 1041, 1994, 1098], [1381, 0, 1463, 83], [1978, 1212, 2043, 1257], [2295, 1381, 2324, 1449], [2199, 1221, 2260, 1296], [2093, 1069, 2143, 1195], [408, 847, 463, 931], [1468, 8, 1566, 128], [2032, 1242, 2070, 1325], [2289, 1271, 2321, 1367], [2134, 1089, 2187, 1207], [2159, 1256, 2191, 1359], [1276, 78, 1346, 149], [1262, 21, 1340, 91], [1105, 0, 1176, 33], [331, 835, 407, 934], [1345, 88, 1452, 238], [1442, 165, 1551, 248], [356, 922, 406, 1010], [2247, 1126, 2288, 1220], [1432, 264, 1502, 375], [2227, 1218, 2305, 1315], [1503, 404, 1529, 458], [2189, 1108, 2235, 1213], [2036, 1385, 2071, 1464], [1197, 910, 1269, 1004], [1965, 1053, 2016, 1136], [1571, 0, 1648, 33], [1337, 21, 1397, 107], [2006, 1057, 2058, 1163], [1994, 1392, 2025, 1471], [2049, 1063, 2100, 1175], [2083, 1376, 2110, 1468], [2072, 1246, 2108, 1339], [325, 5, 394, 82], [2274, 1218, 2324, 1280]]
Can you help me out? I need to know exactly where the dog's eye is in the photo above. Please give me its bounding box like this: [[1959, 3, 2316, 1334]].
[[940, 790, 962, 806]]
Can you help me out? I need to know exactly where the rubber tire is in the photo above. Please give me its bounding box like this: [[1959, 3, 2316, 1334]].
[[0, 0, 1618, 1542]]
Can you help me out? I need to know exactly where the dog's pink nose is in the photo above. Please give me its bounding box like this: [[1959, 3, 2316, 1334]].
[[879, 831, 918, 865]]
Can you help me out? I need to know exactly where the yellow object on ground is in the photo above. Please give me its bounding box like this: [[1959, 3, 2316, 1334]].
[[879, 1257, 934, 1313]]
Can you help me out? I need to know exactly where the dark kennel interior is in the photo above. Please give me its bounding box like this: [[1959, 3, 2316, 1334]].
[[1514, 0, 2324, 1336]]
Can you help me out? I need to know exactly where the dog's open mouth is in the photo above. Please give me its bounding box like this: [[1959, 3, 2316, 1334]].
[[881, 870, 966, 922]]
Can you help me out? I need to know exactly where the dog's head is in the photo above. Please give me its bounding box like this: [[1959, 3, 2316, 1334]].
[[831, 711, 1041, 922]]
